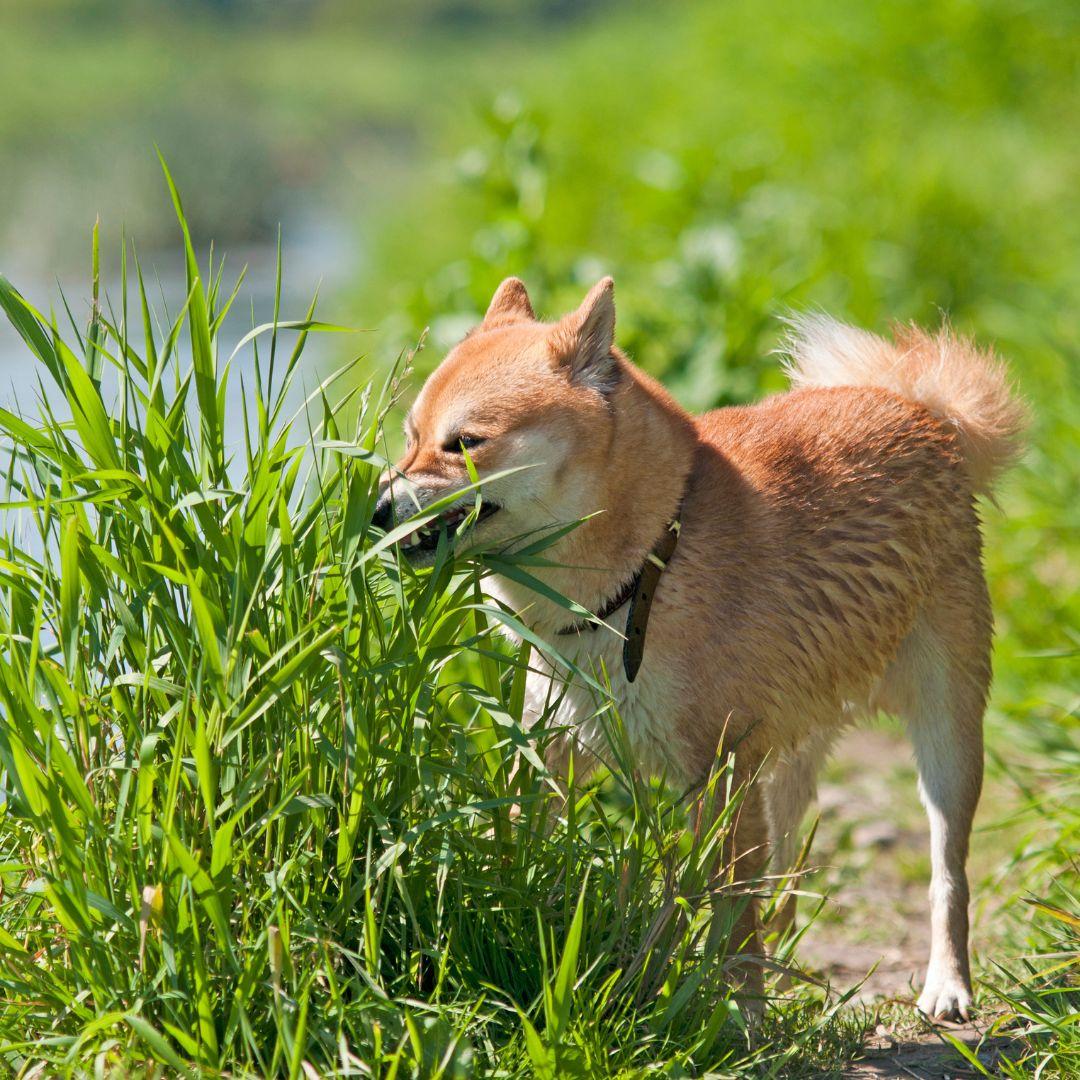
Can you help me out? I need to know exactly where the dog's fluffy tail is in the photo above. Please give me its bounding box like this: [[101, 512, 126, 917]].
[[781, 314, 1027, 495]]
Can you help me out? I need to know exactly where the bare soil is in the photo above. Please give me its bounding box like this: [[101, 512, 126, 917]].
[[843, 1022, 1020, 1079]]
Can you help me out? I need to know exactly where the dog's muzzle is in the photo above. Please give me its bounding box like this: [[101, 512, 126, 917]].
[[371, 479, 501, 558]]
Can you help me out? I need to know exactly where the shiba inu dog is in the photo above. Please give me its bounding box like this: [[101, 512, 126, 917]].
[[372, 276, 1026, 1021]]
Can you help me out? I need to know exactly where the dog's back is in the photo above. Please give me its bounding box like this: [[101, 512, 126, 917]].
[[662, 321, 1025, 756], [682, 384, 971, 744], [778, 315, 1026, 494]]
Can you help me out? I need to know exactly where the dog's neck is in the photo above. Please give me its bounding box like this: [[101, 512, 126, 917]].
[[491, 356, 698, 638]]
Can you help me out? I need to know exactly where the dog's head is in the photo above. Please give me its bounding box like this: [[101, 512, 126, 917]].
[[373, 277, 623, 564]]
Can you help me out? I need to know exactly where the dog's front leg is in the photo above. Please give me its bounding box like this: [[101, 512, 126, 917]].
[[506, 729, 597, 829], [700, 754, 768, 1019]]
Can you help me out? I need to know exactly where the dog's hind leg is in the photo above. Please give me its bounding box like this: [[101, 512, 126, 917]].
[[880, 580, 990, 1021], [911, 676, 985, 1022]]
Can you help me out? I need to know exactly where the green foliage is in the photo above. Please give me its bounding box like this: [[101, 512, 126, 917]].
[[0, 185, 864, 1075]]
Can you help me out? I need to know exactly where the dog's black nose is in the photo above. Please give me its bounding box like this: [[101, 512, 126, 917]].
[[372, 491, 393, 531]]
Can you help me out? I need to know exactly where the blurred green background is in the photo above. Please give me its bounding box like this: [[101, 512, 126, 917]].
[[4, 1, 1077, 343], [6, 0, 1074, 647], [1, 0, 1077, 992]]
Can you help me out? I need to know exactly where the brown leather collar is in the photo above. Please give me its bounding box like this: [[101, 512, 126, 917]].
[[557, 506, 683, 683]]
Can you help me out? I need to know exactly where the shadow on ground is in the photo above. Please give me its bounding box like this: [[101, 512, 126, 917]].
[[845, 1020, 1022, 1078]]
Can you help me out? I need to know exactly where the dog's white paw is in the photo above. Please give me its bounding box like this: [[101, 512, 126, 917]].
[[917, 974, 973, 1022]]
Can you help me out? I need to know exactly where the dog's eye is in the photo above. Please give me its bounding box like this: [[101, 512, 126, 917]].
[[445, 434, 485, 453]]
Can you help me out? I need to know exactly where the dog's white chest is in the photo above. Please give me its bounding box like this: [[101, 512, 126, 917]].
[[523, 624, 681, 777], [484, 579, 683, 775]]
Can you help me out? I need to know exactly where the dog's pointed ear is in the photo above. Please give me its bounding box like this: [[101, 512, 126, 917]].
[[552, 277, 619, 394], [482, 277, 535, 328]]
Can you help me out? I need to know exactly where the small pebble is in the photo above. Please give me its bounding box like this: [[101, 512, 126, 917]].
[[852, 821, 900, 849]]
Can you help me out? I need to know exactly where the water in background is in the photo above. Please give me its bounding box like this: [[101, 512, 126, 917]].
[[0, 203, 360, 450]]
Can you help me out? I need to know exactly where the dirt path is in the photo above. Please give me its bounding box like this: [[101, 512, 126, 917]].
[[842, 1020, 1019, 1078], [793, 726, 1025, 1077]]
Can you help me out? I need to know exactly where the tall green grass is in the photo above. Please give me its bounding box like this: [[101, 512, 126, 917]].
[[0, 179, 869, 1076]]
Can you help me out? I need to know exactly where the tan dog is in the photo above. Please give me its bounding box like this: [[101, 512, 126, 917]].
[[373, 277, 1026, 1020]]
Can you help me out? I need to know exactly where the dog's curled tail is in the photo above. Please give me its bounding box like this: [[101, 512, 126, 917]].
[[781, 314, 1027, 495]]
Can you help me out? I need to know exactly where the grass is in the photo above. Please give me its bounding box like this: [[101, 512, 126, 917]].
[[0, 177, 879, 1076]]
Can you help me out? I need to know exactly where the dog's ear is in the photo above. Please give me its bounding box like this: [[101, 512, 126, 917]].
[[552, 277, 619, 394], [482, 277, 535, 328]]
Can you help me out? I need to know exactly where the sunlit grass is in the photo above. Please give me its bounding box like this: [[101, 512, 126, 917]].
[[0, 175, 879, 1075]]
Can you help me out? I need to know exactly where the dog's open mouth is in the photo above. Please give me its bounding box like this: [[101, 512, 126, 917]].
[[400, 501, 500, 554]]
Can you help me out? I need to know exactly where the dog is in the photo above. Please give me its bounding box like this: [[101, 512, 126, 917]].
[[372, 276, 1026, 1021]]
